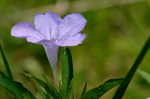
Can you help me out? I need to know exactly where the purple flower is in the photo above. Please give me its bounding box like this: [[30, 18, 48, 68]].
[[11, 12, 87, 71]]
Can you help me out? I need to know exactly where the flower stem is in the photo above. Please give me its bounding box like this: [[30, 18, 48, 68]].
[[113, 37, 150, 99]]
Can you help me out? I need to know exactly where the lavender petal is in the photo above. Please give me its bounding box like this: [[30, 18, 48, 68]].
[[58, 13, 87, 39], [56, 33, 86, 46], [34, 12, 62, 40], [11, 22, 44, 43]]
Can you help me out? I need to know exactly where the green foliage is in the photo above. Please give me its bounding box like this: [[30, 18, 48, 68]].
[[138, 70, 150, 84], [0, 45, 13, 80], [0, 45, 126, 99], [113, 37, 150, 99], [81, 78, 123, 99], [80, 82, 87, 98], [59, 47, 73, 98], [30, 75, 61, 99], [0, 72, 35, 99]]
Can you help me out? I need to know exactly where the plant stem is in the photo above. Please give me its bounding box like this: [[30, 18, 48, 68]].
[[0, 46, 13, 80], [113, 37, 150, 99]]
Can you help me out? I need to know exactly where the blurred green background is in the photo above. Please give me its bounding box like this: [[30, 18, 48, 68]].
[[0, 0, 150, 98]]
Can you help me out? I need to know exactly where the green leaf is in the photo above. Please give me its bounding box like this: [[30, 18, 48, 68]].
[[33, 78, 52, 99], [80, 82, 87, 98], [81, 78, 123, 99], [138, 70, 150, 84], [0, 45, 13, 80], [59, 47, 73, 97], [34, 77, 60, 99], [0, 72, 35, 99], [113, 37, 150, 99], [25, 73, 60, 99]]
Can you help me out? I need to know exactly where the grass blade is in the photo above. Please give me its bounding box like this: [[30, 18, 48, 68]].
[[25, 73, 61, 99], [113, 37, 150, 99], [0, 45, 13, 80], [81, 78, 123, 99], [80, 82, 87, 98], [34, 77, 60, 99]]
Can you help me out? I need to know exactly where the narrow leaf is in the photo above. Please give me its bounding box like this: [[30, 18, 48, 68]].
[[33, 79, 52, 99], [26, 74, 60, 99], [0, 45, 13, 80], [59, 47, 73, 97], [113, 37, 150, 99], [138, 70, 150, 84], [81, 78, 123, 99], [0, 72, 35, 99], [80, 82, 87, 98]]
